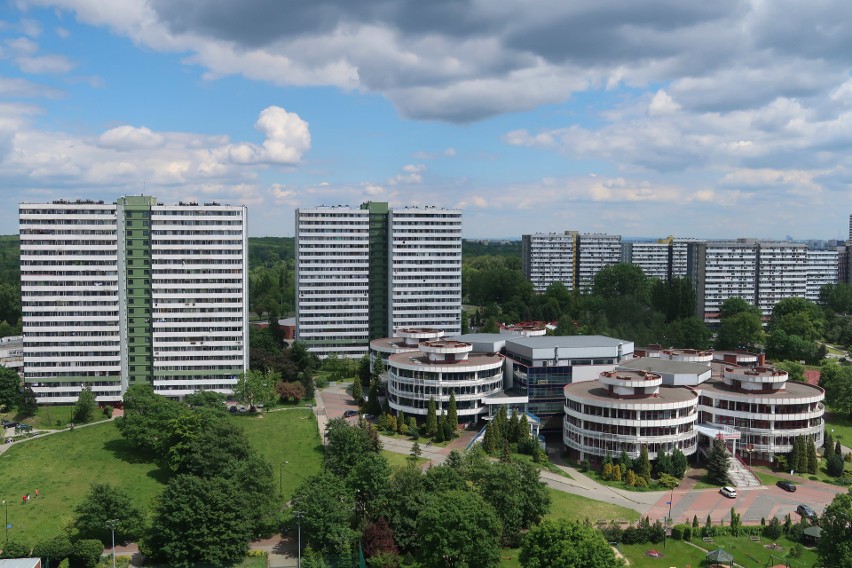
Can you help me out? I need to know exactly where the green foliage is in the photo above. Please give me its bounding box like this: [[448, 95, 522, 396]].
[[424, 397, 437, 437], [416, 490, 502, 568], [447, 392, 458, 432], [73, 387, 97, 424], [658, 473, 680, 489], [291, 471, 356, 554], [764, 516, 783, 539], [347, 452, 392, 521], [69, 539, 105, 568], [825, 431, 835, 459], [807, 437, 819, 474], [520, 519, 625, 568], [593, 263, 650, 303], [366, 379, 382, 416], [324, 418, 381, 478], [117, 384, 186, 455], [0, 366, 20, 411], [636, 445, 651, 482], [18, 386, 37, 417], [671, 448, 688, 479], [184, 390, 226, 409], [827, 453, 845, 477], [74, 483, 144, 544], [650, 277, 696, 323], [32, 536, 73, 567], [773, 360, 805, 382], [477, 460, 551, 547], [819, 492, 852, 568], [351, 377, 362, 405], [167, 412, 254, 477], [716, 300, 764, 350], [707, 438, 730, 486], [235, 369, 278, 409], [0, 541, 31, 559], [146, 474, 252, 567], [820, 360, 852, 417]]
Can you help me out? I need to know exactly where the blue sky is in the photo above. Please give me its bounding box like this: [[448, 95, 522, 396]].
[[1, 1, 851, 240]]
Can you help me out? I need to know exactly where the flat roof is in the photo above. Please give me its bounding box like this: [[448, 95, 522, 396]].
[[451, 333, 506, 343], [507, 335, 628, 349], [370, 337, 413, 351], [388, 351, 503, 367], [619, 357, 712, 376], [564, 383, 697, 404], [699, 379, 824, 400]]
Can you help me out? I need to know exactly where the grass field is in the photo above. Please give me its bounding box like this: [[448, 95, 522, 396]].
[[382, 450, 427, 469], [1, 405, 110, 431], [706, 535, 817, 568], [0, 408, 324, 544], [825, 411, 852, 446], [618, 540, 706, 567]]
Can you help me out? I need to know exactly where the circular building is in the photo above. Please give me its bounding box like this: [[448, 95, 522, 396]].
[[563, 369, 698, 462], [370, 328, 445, 381], [386, 339, 504, 424], [698, 365, 824, 464], [660, 349, 713, 365]]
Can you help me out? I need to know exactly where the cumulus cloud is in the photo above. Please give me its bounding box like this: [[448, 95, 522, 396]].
[[388, 164, 425, 185]]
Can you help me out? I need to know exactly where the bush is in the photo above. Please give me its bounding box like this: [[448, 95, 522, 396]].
[[69, 539, 104, 568], [827, 453, 845, 477], [580, 458, 590, 472], [670, 524, 685, 540], [0, 542, 31, 559], [102, 406, 113, 418], [601, 522, 623, 543], [621, 526, 642, 544], [517, 437, 538, 456], [33, 536, 73, 567], [682, 525, 692, 541]]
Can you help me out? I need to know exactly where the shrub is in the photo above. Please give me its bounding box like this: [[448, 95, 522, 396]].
[[517, 437, 538, 456], [0, 542, 31, 559], [580, 458, 590, 472], [621, 526, 642, 544], [69, 539, 104, 568], [648, 520, 665, 544], [601, 463, 613, 481], [670, 524, 685, 540], [601, 522, 623, 543], [102, 406, 113, 418], [33, 536, 73, 567], [634, 475, 648, 488], [682, 525, 692, 541], [827, 453, 845, 477]]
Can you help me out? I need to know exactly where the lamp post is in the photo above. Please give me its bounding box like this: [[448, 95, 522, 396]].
[[3, 499, 7, 546], [293, 511, 304, 568], [105, 519, 119, 568]]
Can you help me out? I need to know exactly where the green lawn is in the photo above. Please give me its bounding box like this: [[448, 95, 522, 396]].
[[2, 405, 110, 431], [618, 540, 706, 567], [544, 488, 639, 524], [0, 408, 325, 545], [382, 450, 427, 468], [825, 411, 852, 446], [751, 468, 787, 487], [707, 535, 818, 568], [0, 422, 164, 544]]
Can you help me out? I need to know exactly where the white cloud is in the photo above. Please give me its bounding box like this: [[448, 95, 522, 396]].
[[388, 163, 425, 185], [99, 125, 165, 151]]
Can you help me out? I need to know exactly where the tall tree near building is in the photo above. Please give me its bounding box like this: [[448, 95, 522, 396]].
[[416, 490, 501, 568], [636, 445, 651, 482], [796, 436, 809, 473], [825, 432, 835, 459], [424, 397, 438, 436], [0, 367, 19, 411], [671, 448, 688, 479], [447, 392, 458, 432], [707, 438, 730, 486], [716, 297, 764, 350], [351, 376, 362, 405], [807, 438, 819, 474], [73, 386, 97, 424]]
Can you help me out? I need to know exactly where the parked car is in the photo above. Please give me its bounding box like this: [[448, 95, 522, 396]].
[[362, 414, 375, 421], [343, 410, 359, 418], [797, 504, 817, 520], [777, 480, 797, 492], [228, 405, 238, 413], [2, 421, 17, 429], [720, 486, 737, 498]]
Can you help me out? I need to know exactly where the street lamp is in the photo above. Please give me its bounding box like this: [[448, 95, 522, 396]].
[[105, 519, 119, 568], [3, 499, 7, 546], [294, 511, 304, 568]]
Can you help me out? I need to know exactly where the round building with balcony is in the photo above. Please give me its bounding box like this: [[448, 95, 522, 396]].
[[697, 365, 824, 463], [386, 339, 504, 423], [370, 328, 445, 382], [563, 369, 698, 462]]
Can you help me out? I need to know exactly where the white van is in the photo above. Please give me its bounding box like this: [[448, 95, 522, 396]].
[[720, 486, 737, 498]]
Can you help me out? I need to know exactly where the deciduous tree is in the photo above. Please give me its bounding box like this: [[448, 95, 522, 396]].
[[74, 483, 144, 544], [416, 490, 501, 568], [291, 471, 356, 555], [73, 386, 97, 424], [0, 366, 20, 411], [818, 493, 852, 568], [520, 519, 625, 568]]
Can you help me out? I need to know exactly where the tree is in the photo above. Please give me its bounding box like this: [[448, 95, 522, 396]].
[[820, 361, 852, 417], [826, 453, 845, 477], [520, 519, 625, 568], [825, 431, 835, 459], [671, 448, 688, 479], [477, 461, 551, 547], [146, 474, 252, 567], [167, 412, 254, 477], [386, 464, 428, 553], [69, 539, 105, 568], [74, 483, 144, 544], [716, 308, 764, 351], [73, 386, 97, 424], [447, 392, 458, 433], [351, 377, 362, 405], [117, 384, 186, 455], [291, 471, 356, 554], [707, 438, 730, 486], [276, 380, 306, 402], [366, 378, 382, 416], [0, 366, 19, 411], [636, 445, 651, 482], [184, 390, 225, 410], [409, 441, 422, 463], [324, 418, 381, 478], [416, 490, 501, 568], [592, 263, 650, 303], [18, 386, 37, 417], [234, 369, 278, 409], [773, 360, 805, 382], [32, 536, 73, 568], [357, 354, 372, 387], [424, 397, 438, 437], [807, 437, 818, 474], [347, 452, 392, 522], [363, 517, 398, 560], [818, 493, 852, 568]]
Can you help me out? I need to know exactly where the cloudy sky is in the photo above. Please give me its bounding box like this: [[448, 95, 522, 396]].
[[1, 0, 851, 240]]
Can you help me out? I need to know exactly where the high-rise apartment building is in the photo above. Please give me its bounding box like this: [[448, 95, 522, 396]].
[[521, 232, 575, 292], [20, 196, 248, 403], [621, 242, 669, 280], [576, 233, 622, 290], [295, 203, 461, 358], [689, 241, 758, 324], [755, 242, 807, 315], [806, 248, 840, 301]]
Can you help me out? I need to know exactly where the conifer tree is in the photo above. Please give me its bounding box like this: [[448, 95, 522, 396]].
[[602, 463, 613, 481], [612, 463, 622, 481], [351, 377, 362, 405], [398, 411, 406, 434], [620, 449, 632, 473], [518, 413, 530, 441], [797, 436, 809, 473], [807, 437, 818, 474], [825, 432, 835, 459], [434, 414, 446, 443], [507, 411, 521, 443], [447, 392, 458, 434], [425, 396, 438, 436], [624, 468, 636, 486], [482, 421, 498, 452], [637, 444, 652, 482], [707, 438, 730, 486]]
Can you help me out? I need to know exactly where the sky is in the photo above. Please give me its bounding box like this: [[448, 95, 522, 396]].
[[1, 1, 851, 240]]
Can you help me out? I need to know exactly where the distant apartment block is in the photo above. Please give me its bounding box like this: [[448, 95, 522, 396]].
[[806, 248, 839, 302], [576, 233, 622, 290], [621, 241, 670, 280], [295, 203, 461, 358], [755, 242, 807, 315], [522, 232, 575, 293], [20, 197, 248, 403]]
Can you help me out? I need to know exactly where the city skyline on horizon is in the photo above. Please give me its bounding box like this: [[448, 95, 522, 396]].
[[1, 2, 852, 240]]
